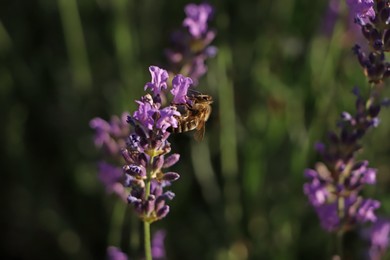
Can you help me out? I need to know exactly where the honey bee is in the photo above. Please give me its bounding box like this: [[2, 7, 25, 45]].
[[170, 90, 213, 141]]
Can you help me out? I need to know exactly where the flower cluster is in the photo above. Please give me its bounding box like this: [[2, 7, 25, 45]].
[[122, 66, 193, 223], [165, 3, 217, 85], [90, 113, 130, 201], [363, 218, 390, 260], [304, 87, 383, 232], [304, 0, 390, 237], [350, 1, 390, 83]]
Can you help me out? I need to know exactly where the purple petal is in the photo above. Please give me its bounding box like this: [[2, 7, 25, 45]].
[[144, 66, 169, 95], [171, 74, 193, 104]]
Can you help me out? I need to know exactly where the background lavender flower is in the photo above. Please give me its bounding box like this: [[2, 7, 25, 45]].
[[90, 113, 130, 200], [165, 3, 217, 85], [183, 3, 213, 39], [98, 162, 127, 201], [151, 230, 166, 260], [107, 246, 128, 260], [303, 88, 382, 232], [365, 218, 390, 260], [90, 113, 130, 156]]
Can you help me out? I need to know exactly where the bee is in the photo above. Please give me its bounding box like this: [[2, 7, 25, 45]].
[[170, 90, 213, 141]]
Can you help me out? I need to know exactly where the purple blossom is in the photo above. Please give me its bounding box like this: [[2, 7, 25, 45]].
[[90, 113, 130, 156], [152, 230, 166, 259], [183, 3, 213, 38], [314, 202, 340, 232], [107, 246, 128, 260], [365, 218, 390, 260], [165, 4, 217, 85], [156, 107, 181, 132], [133, 99, 156, 131], [355, 199, 380, 223], [144, 66, 169, 95], [303, 169, 330, 206], [346, 0, 375, 25], [171, 75, 193, 104]]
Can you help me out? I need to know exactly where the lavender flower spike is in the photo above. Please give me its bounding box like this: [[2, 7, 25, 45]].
[[144, 66, 169, 95], [122, 66, 195, 223]]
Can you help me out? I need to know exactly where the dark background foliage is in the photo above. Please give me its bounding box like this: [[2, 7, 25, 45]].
[[2, 0, 390, 259]]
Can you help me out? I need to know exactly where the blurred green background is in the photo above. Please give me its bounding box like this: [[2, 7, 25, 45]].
[[2, 0, 390, 259]]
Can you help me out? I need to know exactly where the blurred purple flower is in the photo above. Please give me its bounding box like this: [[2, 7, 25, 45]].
[[304, 89, 382, 232], [303, 168, 330, 207], [107, 246, 128, 260], [90, 113, 130, 156], [183, 3, 213, 38], [152, 230, 166, 259], [98, 162, 127, 201], [314, 196, 380, 232], [366, 219, 390, 260], [166, 3, 217, 85]]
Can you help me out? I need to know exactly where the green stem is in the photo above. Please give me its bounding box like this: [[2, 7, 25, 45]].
[[144, 221, 152, 260], [143, 155, 154, 260]]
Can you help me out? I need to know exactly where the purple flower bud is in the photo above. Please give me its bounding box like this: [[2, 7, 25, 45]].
[[144, 66, 168, 95], [128, 195, 142, 206], [156, 205, 170, 219], [161, 191, 176, 201], [163, 153, 180, 168], [126, 134, 141, 150], [153, 156, 165, 171], [124, 164, 146, 178], [121, 148, 133, 164], [145, 195, 156, 216], [163, 172, 180, 182]]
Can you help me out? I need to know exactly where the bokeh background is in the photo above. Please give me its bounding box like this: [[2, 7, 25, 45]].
[[2, 0, 390, 259]]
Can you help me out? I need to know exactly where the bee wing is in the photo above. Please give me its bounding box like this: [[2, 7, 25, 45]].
[[193, 123, 205, 142]]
